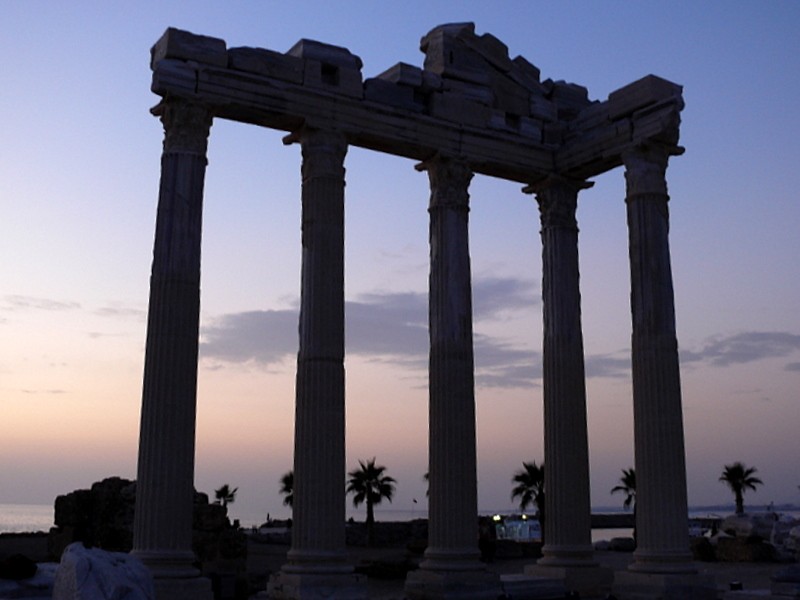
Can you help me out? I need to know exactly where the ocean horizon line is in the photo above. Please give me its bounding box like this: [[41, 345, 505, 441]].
[[3, 501, 799, 535]]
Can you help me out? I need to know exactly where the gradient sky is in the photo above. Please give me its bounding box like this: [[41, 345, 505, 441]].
[[1, 1, 799, 526]]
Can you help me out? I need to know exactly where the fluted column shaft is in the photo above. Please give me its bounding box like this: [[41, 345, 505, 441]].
[[285, 129, 351, 574], [422, 156, 483, 572], [624, 145, 694, 574], [133, 98, 212, 577], [531, 177, 596, 567]]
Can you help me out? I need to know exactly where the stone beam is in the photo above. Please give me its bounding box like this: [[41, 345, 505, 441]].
[[556, 75, 685, 179], [150, 27, 683, 185], [152, 58, 554, 183]]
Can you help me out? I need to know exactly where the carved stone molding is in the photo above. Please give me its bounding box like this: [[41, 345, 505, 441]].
[[422, 156, 473, 211], [526, 176, 593, 231], [622, 144, 671, 198], [156, 98, 213, 156], [297, 128, 348, 182]]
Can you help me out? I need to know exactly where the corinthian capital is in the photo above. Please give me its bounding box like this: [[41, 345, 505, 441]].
[[157, 98, 213, 155], [297, 129, 348, 181], [525, 176, 592, 230], [622, 144, 671, 197], [420, 156, 473, 210]]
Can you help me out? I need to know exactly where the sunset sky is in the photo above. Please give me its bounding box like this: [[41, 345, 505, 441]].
[[1, 1, 799, 526]]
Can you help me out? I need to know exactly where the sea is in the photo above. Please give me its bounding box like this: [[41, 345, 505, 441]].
[[3, 503, 797, 543]]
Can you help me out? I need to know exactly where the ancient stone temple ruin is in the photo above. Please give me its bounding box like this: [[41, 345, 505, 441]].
[[134, 23, 710, 599]]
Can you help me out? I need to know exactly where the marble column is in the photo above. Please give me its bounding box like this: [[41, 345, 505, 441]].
[[269, 129, 365, 600], [133, 97, 213, 600], [522, 178, 613, 597], [623, 144, 694, 574], [532, 176, 595, 566], [406, 156, 500, 600]]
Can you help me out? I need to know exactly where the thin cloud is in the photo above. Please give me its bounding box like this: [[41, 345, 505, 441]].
[[93, 305, 146, 320], [681, 331, 800, 367], [784, 362, 800, 372], [200, 308, 298, 364], [199, 276, 541, 390], [2, 295, 80, 311], [585, 353, 630, 379]]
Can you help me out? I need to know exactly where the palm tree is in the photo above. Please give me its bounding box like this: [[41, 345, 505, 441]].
[[511, 461, 545, 541], [611, 467, 637, 543], [720, 462, 763, 514], [279, 470, 294, 508], [611, 468, 637, 511], [346, 458, 396, 546], [214, 484, 238, 508]]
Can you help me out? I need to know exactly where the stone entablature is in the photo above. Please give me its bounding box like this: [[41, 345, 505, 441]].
[[150, 23, 683, 183]]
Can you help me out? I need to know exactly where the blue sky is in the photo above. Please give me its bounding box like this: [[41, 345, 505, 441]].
[[1, 1, 799, 525]]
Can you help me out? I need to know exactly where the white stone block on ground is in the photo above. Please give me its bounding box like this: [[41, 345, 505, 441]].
[[53, 543, 155, 600]]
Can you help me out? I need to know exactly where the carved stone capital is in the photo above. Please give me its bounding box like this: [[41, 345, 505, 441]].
[[420, 156, 473, 210], [155, 98, 213, 155], [622, 144, 671, 197], [524, 176, 592, 230], [297, 128, 348, 181]]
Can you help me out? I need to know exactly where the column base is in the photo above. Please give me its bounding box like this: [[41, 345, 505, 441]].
[[629, 547, 697, 574], [538, 543, 597, 567], [525, 563, 614, 598], [498, 574, 566, 599], [613, 569, 716, 600], [418, 546, 485, 572], [282, 549, 354, 575], [131, 549, 201, 578], [267, 571, 367, 600], [405, 568, 502, 600], [152, 574, 213, 600]]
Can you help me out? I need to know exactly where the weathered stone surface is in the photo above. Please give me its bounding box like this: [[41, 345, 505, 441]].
[[364, 78, 424, 112], [53, 543, 155, 600], [721, 513, 778, 541], [48, 478, 246, 578], [608, 74, 683, 119], [151, 27, 227, 69], [287, 39, 364, 99], [150, 24, 682, 184], [377, 62, 423, 87], [509, 55, 542, 91], [428, 90, 491, 126], [227, 47, 303, 84]]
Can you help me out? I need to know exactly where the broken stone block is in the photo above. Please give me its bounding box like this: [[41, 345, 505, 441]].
[[530, 94, 558, 122], [420, 23, 492, 86], [227, 47, 303, 84], [428, 91, 491, 127], [288, 39, 364, 99], [488, 71, 530, 116], [442, 78, 493, 106], [53, 543, 155, 600], [518, 116, 544, 140], [364, 78, 424, 112], [151, 28, 227, 69], [377, 62, 423, 87], [287, 39, 362, 70], [421, 70, 443, 92], [463, 32, 513, 73], [509, 55, 542, 92], [607, 74, 682, 119], [550, 81, 591, 119]]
